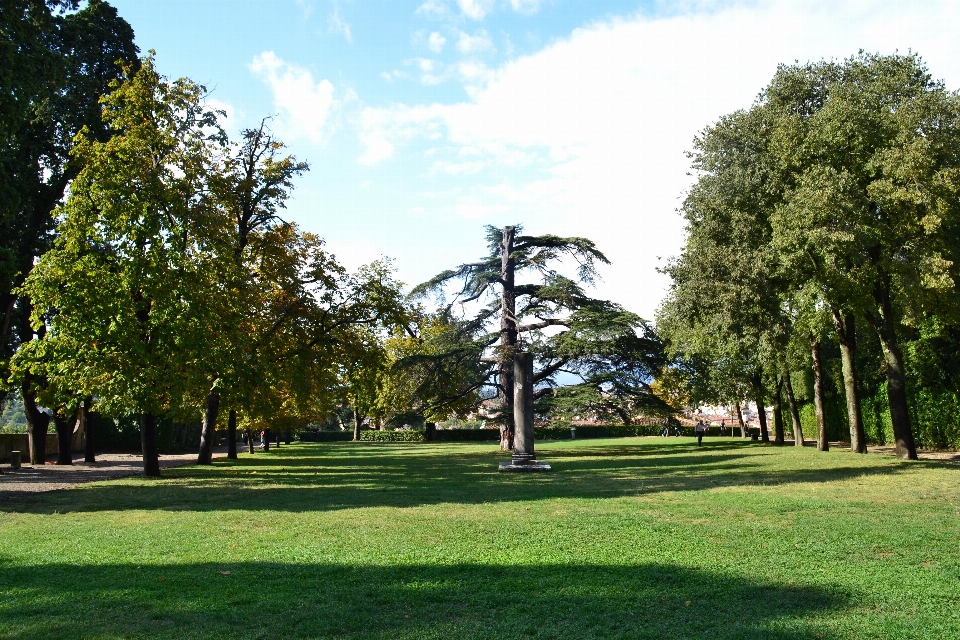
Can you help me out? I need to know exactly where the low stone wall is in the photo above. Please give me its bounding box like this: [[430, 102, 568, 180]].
[[0, 433, 29, 463], [0, 432, 84, 463]]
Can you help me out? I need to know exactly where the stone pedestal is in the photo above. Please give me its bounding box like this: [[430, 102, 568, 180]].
[[10, 450, 21, 470], [499, 352, 552, 472]]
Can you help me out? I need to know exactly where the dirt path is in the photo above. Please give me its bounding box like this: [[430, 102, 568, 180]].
[[0, 448, 231, 504]]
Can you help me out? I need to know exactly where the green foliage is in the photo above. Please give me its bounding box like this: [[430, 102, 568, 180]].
[[1, 0, 137, 379], [0, 394, 26, 433], [12, 55, 229, 420], [296, 430, 353, 443], [358, 429, 425, 442]]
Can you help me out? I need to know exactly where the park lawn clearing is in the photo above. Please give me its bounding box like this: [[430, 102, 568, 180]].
[[0, 438, 958, 639]]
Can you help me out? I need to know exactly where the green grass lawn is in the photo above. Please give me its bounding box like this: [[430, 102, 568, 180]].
[[1, 437, 958, 639]]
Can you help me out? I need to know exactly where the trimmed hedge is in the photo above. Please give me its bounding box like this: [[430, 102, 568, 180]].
[[358, 430, 425, 442], [313, 424, 760, 444], [433, 429, 500, 442], [297, 431, 354, 442]]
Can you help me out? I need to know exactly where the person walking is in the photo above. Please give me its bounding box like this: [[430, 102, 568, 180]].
[[695, 421, 705, 446]]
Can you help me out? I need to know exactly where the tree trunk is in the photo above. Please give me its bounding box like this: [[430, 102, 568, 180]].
[[140, 412, 160, 477], [284, 430, 291, 445], [197, 387, 220, 464], [833, 308, 866, 453], [22, 379, 49, 465], [53, 411, 77, 465], [353, 409, 363, 441], [867, 276, 916, 459], [425, 422, 436, 442], [752, 373, 769, 442], [499, 226, 517, 451], [783, 365, 804, 446], [263, 429, 270, 452], [84, 401, 96, 463], [247, 428, 255, 454], [735, 400, 746, 437], [772, 375, 785, 445], [227, 409, 238, 459], [810, 335, 829, 452]]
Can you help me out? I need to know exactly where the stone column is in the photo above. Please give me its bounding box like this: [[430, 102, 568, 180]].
[[499, 351, 551, 472], [512, 352, 535, 464]]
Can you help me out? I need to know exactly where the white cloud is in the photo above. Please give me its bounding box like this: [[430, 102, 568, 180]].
[[428, 31, 447, 53], [249, 51, 337, 144], [509, 0, 539, 15], [295, 0, 314, 20], [204, 98, 239, 124], [359, 0, 960, 318], [456, 29, 494, 54], [328, 8, 352, 43], [457, 0, 494, 20], [416, 0, 448, 18]]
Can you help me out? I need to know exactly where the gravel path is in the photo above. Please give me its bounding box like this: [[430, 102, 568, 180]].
[[0, 448, 231, 504]]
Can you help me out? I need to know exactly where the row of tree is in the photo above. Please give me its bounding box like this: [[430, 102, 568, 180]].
[[3, 1, 410, 474], [4, 1, 673, 473], [657, 52, 960, 459]]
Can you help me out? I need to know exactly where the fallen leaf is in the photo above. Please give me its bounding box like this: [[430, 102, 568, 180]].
[[219, 570, 232, 575], [158, 576, 164, 582], [685, 601, 691, 606]]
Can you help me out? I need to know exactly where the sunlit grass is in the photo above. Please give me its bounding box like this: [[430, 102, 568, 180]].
[[1, 438, 958, 639]]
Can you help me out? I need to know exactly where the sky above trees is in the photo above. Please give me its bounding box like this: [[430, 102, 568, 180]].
[[109, 0, 960, 320]]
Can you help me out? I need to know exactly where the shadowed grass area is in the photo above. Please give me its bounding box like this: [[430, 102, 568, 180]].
[[1, 437, 959, 639]]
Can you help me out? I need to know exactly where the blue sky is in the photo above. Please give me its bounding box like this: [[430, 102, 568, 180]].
[[109, 0, 960, 320]]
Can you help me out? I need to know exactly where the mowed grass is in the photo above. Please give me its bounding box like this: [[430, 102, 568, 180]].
[[1, 438, 959, 639]]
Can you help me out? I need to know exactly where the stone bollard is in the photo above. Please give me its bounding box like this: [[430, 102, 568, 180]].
[[10, 450, 21, 470], [570, 427, 576, 440]]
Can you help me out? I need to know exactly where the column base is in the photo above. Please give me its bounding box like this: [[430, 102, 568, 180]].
[[498, 459, 552, 472]]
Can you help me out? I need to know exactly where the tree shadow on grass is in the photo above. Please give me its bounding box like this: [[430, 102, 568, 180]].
[[0, 439, 922, 515], [0, 559, 849, 639]]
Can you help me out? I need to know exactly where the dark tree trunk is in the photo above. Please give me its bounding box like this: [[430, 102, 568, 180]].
[[499, 226, 517, 452], [284, 430, 291, 445], [810, 335, 829, 452], [735, 400, 746, 437], [263, 429, 271, 452], [783, 365, 804, 446], [197, 387, 220, 464], [832, 308, 866, 453], [227, 409, 238, 459], [140, 412, 160, 477], [425, 422, 436, 441], [752, 373, 769, 442], [353, 409, 362, 441], [83, 401, 96, 463], [22, 379, 49, 465], [877, 331, 916, 458], [247, 428, 255, 454], [772, 376, 785, 445], [53, 411, 77, 465]]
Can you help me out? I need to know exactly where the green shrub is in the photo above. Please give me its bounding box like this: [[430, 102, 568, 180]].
[[358, 430, 425, 442], [298, 430, 354, 443], [433, 429, 501, 442]]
